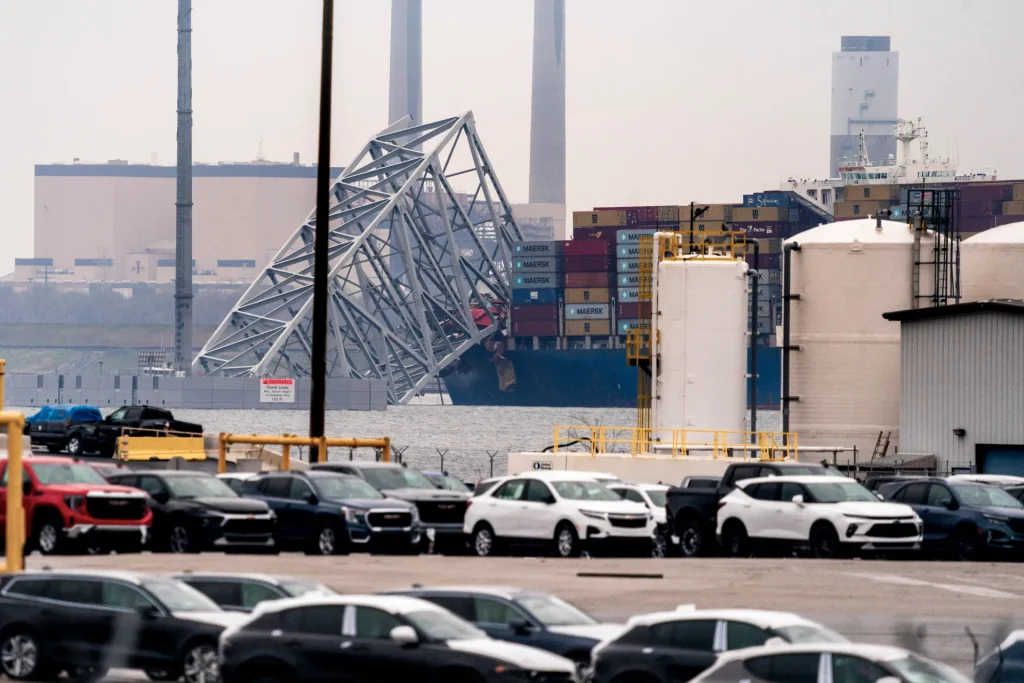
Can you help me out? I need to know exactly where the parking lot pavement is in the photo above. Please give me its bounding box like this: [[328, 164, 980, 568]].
[[20, 554, 1024, 680]]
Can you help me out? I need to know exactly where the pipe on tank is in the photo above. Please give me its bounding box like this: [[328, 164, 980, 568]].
[[782, 241, 800, 439], [747, 239, 759, 440], [650, 231, 675, 435]]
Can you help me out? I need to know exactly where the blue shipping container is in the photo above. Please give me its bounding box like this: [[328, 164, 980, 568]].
[[513, 273, 561, 289], [511, 288, 560, 305], [616, 228, 658, 244], [743, 193, 790, 208]]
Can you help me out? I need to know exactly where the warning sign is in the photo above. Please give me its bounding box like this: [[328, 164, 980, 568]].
[[260, 378, 295, 403]]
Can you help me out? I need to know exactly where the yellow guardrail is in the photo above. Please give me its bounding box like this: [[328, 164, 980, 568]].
[[552, 425, 798, 460], [218, 434, 392, 473], [117, 434, 207, 461], [1, 357, 26, 573]]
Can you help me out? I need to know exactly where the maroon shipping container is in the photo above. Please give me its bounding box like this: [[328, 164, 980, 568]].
[[511, 304, 558, 321], [618, 302, 642, 319], [641, 206, 658, 223], [572, 226, 617, 241], [746, 254, 781, 270], [959, 183, 1013, 202], [995, 215, 1024, 226], [960, 215, 997, 232], [512, 320, 559, 337], [564, 240, 611, 256], [563, 255, 613, 272], [565, 271, 613, 288], [959, 200, 994, 217], [625, 208, 640, 226], [736, 222, 781, 238]]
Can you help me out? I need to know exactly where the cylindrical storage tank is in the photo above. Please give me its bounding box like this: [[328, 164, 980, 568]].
[[656, 256, 748, 434], [786, 218, 937, 460], [961, 222, 1024, 301]]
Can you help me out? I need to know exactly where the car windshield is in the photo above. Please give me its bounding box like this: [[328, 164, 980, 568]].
[[804, 481, 879, 503], [887, 654, 972, 683], [645, 489, 667, 507], [314, 476, 384, 500], [143, 579, 221, 613], [31, 463, 108, 486], [278, 579, 336, 598], [779, 466, 827, 476], [361, 467, 436, 491], [951, 483, 1023, 509], [773, 624, 848, 644], [404, 609, 486, 642], [164, 476, 237, 499], [517, 593, 596, 627], [552, 479, 621, 501], [432, 476, 470, 493]]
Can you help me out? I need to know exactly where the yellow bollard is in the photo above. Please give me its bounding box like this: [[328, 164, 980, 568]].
[[218, 433, 227, 474], [3, 412, 26, 573], [382, 436, 391, 463], [281, 443, 291, 471], [0, 359, 6, 410]]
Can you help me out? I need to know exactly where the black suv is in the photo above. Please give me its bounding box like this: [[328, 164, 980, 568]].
[[105, 470, 276, 553], [0, 570, 247, 683], [240, 470, 421, 555], [311, 461, 470, 552], [173, 572, 336, 612]]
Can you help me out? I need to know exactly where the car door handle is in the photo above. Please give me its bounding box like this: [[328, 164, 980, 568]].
[[284, 639, 302, 647]]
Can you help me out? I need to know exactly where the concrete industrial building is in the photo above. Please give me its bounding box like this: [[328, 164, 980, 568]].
[[884, 301, 1024, 475], [389, 0, 422, 132], [830, 36, 899, 177], [528, 0, 566, 239]]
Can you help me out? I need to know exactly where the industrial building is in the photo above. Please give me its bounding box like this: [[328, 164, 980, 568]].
[[830, 36, 899, 176], [528, 0, 566, 237], [883, 300, 1024, 475]]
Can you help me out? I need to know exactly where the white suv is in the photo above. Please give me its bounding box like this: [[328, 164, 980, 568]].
[[716, 475, 923, 558], [464, 472, 655, 558]]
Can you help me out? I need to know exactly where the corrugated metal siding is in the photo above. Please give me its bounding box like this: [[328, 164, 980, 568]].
[[900, 312, 1024, 471]]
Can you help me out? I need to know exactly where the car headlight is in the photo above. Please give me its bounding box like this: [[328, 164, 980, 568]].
[[410, 506, 420, 521], [984, 514, 1010, 524], [580, 509, 606, 521], [64, 495, 85, 510]]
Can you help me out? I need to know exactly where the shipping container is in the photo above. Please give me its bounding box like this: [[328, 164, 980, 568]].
[[510, 304, 558, 321], [565, 320, 612, 337], [513, 256, 563, 273], [748, 300, 772, 318], [958, 200, 994, 217], [564, 287, 610, 304], [844, 185, 899, 202], [657, 205, 680, 222], [617, 259, 642, 272], [761, 269, 783, 286], [684, 220, 729, 233], [512, 320, 559, 337], [754, 318, 774, 335], [746, 254, 781, 270], [743, 193, 790, 208], [995, 215, 1024, 226], [513, 241, 564, 256], [563, 255, 613, 272], [757, 238, 784, 254], [735, 222, 782, 238], [564, 271, 613, 288], [564, 240, 611, 257], [617, 319, 647, 335], [513, 273, 561, 289], [733, 206, 785, 222], [572, 210, 626, 228], [616, 228, 659, 244], [572, 227, 616, 241], [618, 302, 642, 319], [1015, 184, 1024, 201], [833, 201, 891, 219], [959, 215, 997, 232], [1003, 201, 1024, 215], [617, 243, 654, 259], [564, 303, 610, 320], [511, 288, 559, 305], [756, 283, 782, 300], [680, 204, 732, 222], [618, 272, 646, 288], [957, 183, 1013, 202], [617, 288, 641, 303]]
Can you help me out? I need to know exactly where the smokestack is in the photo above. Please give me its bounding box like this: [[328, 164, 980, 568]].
[[528, 0, 566, 207], [389, 0, 422, 136], [174, 0, 193, 375]]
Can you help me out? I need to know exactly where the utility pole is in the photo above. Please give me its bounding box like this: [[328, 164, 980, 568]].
[[309, 0, 334, 462], [173, 0, 194, 375]]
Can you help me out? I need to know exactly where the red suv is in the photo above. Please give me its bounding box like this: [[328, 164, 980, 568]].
[[0, 456, 152, 555]]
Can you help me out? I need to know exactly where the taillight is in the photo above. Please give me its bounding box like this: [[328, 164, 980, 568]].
[[717, 501, 727, 510], [465, 500, 472, 509]]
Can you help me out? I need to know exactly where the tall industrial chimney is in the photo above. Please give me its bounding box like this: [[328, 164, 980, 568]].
[[528, 0, 565, 206], [174, 0, 193, 374], [389, 0, 422, 135]]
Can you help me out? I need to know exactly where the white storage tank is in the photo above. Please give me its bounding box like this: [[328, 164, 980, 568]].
[[656, 255, 748, 434], [786, 218, 937, 460], [961, 221, 1024, 301]]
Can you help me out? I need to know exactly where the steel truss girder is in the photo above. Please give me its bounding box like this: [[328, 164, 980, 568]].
[[194, 112, 522, 404]]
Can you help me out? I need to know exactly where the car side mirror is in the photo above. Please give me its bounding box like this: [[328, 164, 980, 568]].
[[946, 499, 959, 511], [389, 625, 419, 647], [763, 636, 788, 648], [791, 494, 804, 505], [22, 480, 32, 496], [510, 619, 532, 635], [305, 493, 319, 505], [151, 492, 169, 505], [135, 604, 160, 620], [545, 497, 556, 505], [875, 492, 884, 500]]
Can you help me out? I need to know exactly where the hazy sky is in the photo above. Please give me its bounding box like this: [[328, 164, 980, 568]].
[[2, 0, 1023, 274]]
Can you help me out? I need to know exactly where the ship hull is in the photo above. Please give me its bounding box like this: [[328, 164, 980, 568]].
[[442, 344, 781, 409]]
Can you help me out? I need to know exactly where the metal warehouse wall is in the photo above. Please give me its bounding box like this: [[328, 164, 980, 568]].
[[899, 312, 1024, 472]]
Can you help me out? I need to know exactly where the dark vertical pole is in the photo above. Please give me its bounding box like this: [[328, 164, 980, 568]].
[[309, 0, 334, 462], [688, 202, 695, 252], [174, 0, 193, 375], [782, 242, 800, 438], [748, 239, 759, 440]]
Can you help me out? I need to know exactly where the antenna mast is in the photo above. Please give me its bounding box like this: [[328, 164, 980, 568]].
[[174, 0, 194, 375]]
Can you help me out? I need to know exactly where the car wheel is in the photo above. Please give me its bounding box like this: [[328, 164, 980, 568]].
[[33, 515, 65, 556], [810, 523, 842, 559], [722, 521, 750, 558], [555, 522, 581, 558], [471, 524, 497, 557], [954, 526, 980, 562], [651, 528, 669, 558], [181, 642, 219, 683], [168, 522, 199, 554], [677, 517, 703, 557], [66, 435, 83, 456], [0, 631, 55, 681], [306, 522, 346, 556], [145, 668, 182, 681]]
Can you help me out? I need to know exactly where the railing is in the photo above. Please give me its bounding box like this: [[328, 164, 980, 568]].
[[552, 425, 798, 460], [218, 434, 392, 473]]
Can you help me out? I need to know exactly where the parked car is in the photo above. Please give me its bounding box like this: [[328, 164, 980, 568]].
[[975, 630, 1024, 682], [311, 461, 469, 553], [606, 482, 671, 557], [464, 471, 655, 558], [424, 471, 472, 493], [240, 470, 421, 555], [0, 456, 150, 555], [680, 476, 721, 490], [218, 594, 578, 683], [689, 642, 969, 683], [384, 585, 623, 666], [26, 405, 103, 454], [1006, 485, 1024, 505], [217, 472, 259, 495], [882, 477, 1024, 560], [0, 569, 248, 683], [104, 470, 275, 553], [473, 477, 504, 497], [949, 474, 1024, 487], [60, 405, 203, 457], [172, 572, 336, 612], [716, 475, 923, 558], [665, 461, 831, 558], [590, 606, 847, 683], [863, 474, 923, 493], [23, 404, 68, 435]]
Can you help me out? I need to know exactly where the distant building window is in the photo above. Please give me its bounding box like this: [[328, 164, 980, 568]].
[[15, 258, 53, 267], [853, 205, 861, 215], [74, 258, 114, 267], [752, 210, 759, 220], [216, 259, 257, 268], [864, 188, 871, 198]]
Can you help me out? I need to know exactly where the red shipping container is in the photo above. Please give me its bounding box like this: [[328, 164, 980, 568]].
[[564, 240, 611, 256], [565, 271, 613, 288], [641, 206, 658, 223], [618, 302, 643, 319], [511, 304, 558, 321], [563, 255, 613, 272], [737, 222, 781, 238], [512, 320, 558, 337], [572, 226, 617, 241], [995, 215, 1024, 226], [959, 183, 1013, 202]]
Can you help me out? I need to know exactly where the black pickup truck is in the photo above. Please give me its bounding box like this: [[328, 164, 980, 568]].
[[665, 461, 831, 557], [49, 405, 202, 457]]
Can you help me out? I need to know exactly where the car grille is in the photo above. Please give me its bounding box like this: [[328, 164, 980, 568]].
[[221, 518, 274, 535], [866, 522, 919, 538], [530, 674, 574, 683], [367, 511, 413, 528], [416, 500, 466, 525], [86, 497, 148, 521], [608, 514, 648, 529]]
